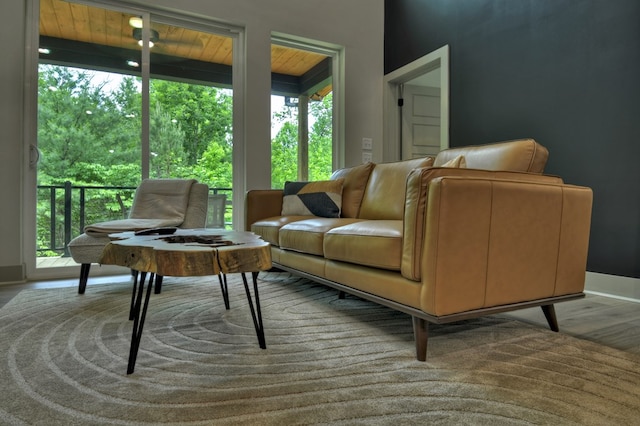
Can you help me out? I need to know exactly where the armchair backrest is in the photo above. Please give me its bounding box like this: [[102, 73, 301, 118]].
[[181, 183, 209, 228], [129, 179, 209, 228], [82, 179, 209, 236]]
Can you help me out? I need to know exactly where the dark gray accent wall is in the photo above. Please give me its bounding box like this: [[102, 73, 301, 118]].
[[385, 0, 640, 278]]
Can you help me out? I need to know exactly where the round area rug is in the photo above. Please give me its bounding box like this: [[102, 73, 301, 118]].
[[0, 272, 639, 425]]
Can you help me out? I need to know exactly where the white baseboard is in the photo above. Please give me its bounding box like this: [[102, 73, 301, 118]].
[[585, 271, 640, 303], [26, 264, 130, 282]]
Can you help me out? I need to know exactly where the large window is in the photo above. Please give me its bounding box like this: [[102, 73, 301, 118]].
[[270, 39, 336, 188]]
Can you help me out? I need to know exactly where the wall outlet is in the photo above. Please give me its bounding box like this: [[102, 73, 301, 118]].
[[362, 138, 373, 150], [362, 152, 373, 163]]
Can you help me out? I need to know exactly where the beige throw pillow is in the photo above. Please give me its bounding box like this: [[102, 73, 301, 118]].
[[441, 155, 466, 168]]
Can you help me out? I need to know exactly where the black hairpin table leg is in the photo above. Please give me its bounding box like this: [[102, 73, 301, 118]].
[[241, 272, 266, 349], [129, 271, 138, 321], [218, 273, 230, 310], [127, 271, 155, 374]]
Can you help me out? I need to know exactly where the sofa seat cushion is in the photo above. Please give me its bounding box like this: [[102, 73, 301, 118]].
[[251, 215, 312, 246], [68, 232, 111, 264], [279, 218, 364, 256], [324, 220, 403, 270]]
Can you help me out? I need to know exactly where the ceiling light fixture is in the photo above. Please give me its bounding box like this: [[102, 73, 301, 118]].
[[128, 17, 143, 29], [132, 28, 159, 48]]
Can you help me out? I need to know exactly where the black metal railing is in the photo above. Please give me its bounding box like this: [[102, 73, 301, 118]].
[[37, 181, 232, 257]]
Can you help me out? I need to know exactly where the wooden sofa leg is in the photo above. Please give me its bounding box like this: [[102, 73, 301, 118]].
[[78, 263, 91, 294], [412, 316, 429, 361], [541, 304, 559, 332]]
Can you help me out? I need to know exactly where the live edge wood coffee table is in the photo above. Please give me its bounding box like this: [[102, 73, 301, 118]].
[[99, 228, 272, 374]]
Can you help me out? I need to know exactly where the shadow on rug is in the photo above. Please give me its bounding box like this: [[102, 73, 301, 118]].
[[1, 272, 639, 425]]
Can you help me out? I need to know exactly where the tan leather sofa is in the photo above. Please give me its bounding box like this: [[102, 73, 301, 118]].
[[245, 139, 593, 360]]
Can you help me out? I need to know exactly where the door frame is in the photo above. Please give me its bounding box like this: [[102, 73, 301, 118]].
[[382, 45, 449, 162]]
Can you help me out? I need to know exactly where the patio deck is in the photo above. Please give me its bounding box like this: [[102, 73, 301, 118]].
[[37, 256, 78, 269]]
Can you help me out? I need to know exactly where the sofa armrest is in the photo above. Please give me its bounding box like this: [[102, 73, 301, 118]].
[[419, 176, 592, 317], [245, 189, 284, 231], [402, 168, 564, 281]]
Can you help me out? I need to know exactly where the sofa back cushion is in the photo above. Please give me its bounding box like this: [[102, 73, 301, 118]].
[[330, 162, 375, 218], [433, 139, 548, 173], [358, 157, 434, 220]]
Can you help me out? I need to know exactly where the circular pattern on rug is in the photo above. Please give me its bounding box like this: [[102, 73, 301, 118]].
[[1, 272, 639, 425]]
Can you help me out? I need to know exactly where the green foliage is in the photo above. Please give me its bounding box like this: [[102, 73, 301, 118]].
[[36, 65, 332, 256], [271, 93, 333, 188], [36, 66, 235, 255], [37, 66, 140, 182], [149, 102, 187, 178], [150, 80, 233, 165], [192, 142, 233, 188], [308, 94, 333, 181], [271, 120, 299, 188]]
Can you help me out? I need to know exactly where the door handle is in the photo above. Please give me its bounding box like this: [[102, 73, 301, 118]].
[[29, 144, 40, 168]]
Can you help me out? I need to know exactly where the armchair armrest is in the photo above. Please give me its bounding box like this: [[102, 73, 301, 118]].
[[244, 189, 284, 231]]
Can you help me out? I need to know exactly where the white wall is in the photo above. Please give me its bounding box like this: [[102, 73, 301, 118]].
[[0, 0, 384, 283], [144, 0, 386, 188], [0, 0, 27, 282]]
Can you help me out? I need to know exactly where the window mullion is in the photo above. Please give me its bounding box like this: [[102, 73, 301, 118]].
[[298, 95, 309, 181], [140, 13, 151, 179]]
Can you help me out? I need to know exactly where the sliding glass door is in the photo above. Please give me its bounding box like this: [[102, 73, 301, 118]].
[[31, 0, 237, 278]]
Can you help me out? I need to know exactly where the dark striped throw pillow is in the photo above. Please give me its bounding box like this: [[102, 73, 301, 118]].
[[282, 179, 344, 218]]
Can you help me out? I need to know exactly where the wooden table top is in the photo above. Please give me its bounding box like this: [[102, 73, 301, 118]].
[[100, 229, 272, 277]]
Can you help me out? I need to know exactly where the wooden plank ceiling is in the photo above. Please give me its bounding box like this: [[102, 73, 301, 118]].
[[39, 0, 332, 97]]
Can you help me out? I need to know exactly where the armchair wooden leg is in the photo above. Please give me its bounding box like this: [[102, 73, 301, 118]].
[[154, 275, 164, 294], [78, 263, 91, 294], [412, 316, 429, 361], [541, 304, 559, 332]]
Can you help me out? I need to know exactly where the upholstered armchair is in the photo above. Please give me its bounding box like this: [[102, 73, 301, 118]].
[[68, 179, 209, 294]]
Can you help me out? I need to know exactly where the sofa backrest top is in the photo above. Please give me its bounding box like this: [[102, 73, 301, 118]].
[[329, 139, 548, 221], [433, 138, 548, 173], [358, 157, 434, 220]]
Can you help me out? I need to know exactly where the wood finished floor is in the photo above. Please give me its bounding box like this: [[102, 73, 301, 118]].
[[1, 275, 639, 356]]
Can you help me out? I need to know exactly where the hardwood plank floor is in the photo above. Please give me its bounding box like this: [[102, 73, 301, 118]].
[[502, 294, 640, 355], [1, 275, 638, 356], [0, 275, 132, 309]]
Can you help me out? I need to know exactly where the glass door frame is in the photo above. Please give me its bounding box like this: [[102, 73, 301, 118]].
[[23, 0, 245, 280]]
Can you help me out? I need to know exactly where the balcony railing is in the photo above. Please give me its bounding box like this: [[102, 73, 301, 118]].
[[37, 181, 232, 257]]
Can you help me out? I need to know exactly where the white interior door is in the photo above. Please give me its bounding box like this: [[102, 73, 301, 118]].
[[401, 85, 441, 159], [383, 45, 449, 162]]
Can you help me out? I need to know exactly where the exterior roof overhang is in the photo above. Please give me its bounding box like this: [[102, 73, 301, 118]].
[[39, 0, 332, 98]]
